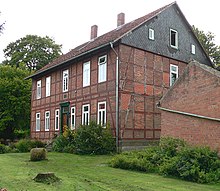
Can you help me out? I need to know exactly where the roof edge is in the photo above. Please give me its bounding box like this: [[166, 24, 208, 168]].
[[25, 42, 111, 79]]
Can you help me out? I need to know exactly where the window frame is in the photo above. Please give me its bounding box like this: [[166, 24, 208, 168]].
[[191, 44, 196, 54], [97, 101, 107, 128], [45, 111, 50, 131], [170, 29, 178, 49], [36, 112, 40, 131], [98, 55, 107, 83], [83, 61, 90, 87], [170, 64, 179, 86], [36, 80, 41, 99], [149, 28, 155, 40], [46, 76, 51, 97], [71, 107, 76, 130], [82, 104, 90, 125], [55, 109, 59, 131], [63, 69, 69, 92]]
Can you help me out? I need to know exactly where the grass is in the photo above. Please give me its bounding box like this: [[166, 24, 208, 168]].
[[0, 152, 220, 191]]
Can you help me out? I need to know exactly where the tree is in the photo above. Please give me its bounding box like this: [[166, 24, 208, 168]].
[[3, 35, 62, 71], [192, 25, 220, 66], [0, 12, 5, 35], [0, 65, 31, 139]]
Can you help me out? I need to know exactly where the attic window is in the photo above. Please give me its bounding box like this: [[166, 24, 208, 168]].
[[170, 29, 178, 49], [149, 28, 154, 40], [191, 44, 196, 54]]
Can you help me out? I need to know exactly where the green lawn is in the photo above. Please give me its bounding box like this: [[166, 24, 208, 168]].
[[0, 153, 220, 191]]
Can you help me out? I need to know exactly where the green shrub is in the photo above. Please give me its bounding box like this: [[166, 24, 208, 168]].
[[15, 139, 45, 153], [52, 135, 75, 153], [110, 137, 220, 184], [30, 148, 47, 161], [0, 144, 7, 154], [74, 121, 116, 155]]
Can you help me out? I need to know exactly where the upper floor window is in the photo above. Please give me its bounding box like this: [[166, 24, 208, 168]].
[[170, 29, 178, 49], [45, 111, 50, 131], [36, 112, 40, 131], [71, 107, 76, 130], [98, 55, 107, 83], [149, 28, 155, 40], [83, 61, 90, 87], [191, 44, 196, 54], [63, 70, 68, 92], [82, 104, 90, 125], [170, 64, 178, 86], [55, 109, 59, 131], [46, 76, 51, 97], [98, 101, 106, 127], [36, 80, 41, 99]]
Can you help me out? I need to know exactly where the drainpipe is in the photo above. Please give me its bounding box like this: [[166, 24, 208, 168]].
[[110, 42, 119, 152]]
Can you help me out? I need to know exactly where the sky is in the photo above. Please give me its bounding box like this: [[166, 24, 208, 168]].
[[0, 0, 220, 63]]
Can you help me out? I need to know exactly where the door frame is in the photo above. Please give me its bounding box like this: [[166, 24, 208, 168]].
[[60, 102, 70, 133]]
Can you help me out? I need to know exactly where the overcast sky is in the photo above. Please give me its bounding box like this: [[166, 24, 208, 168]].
[[0, 0, 219, 63]]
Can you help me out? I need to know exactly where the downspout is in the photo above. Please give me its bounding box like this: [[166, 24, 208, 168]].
[[110, 42, 119, 152], [157, 105, 220, 122]]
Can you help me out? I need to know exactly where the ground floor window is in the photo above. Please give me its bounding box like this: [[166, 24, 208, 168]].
[[36, 113, 40, 131], [71, 107, 76, 130], [55, 109, 59, 131], [98, 101, 106, 127], [82, 104, 90, 125], [45, 111, 50, 131]]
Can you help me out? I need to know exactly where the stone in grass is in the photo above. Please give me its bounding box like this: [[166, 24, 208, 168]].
[[30, 148, 47, 161], [33, 172, 61, 184]]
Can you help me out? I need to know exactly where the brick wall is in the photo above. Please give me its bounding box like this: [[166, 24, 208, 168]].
[[160, 61, 220, 152]]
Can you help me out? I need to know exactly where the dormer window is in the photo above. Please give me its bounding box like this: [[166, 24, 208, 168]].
[[149, 28, 155, 40], [170, 29, 178, 49]]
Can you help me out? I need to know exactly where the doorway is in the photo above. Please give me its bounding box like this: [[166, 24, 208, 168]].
[[60, 102, 70, 133]]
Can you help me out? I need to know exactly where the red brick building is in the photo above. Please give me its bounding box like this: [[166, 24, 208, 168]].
[[159, 61, 220, 152], [27, 2, 212, 150]]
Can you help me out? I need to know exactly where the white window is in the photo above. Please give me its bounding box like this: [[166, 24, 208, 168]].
[[98, 101, 106, 127], [55, 109, 59, 131], [63, 70, 68, 92], [36, 80, 41, 99], [170, 64, 178, 86], [82, 104, 90, 125], [71, 107, 76, 130], [46, 76, 51, 97], [170, 29, 178, 49], [191, 44, 196, 54], [36, 113, 40, 131], [83, 61, 90, 87], [45, 111, 50, 131], [98, 55, 107, 83], [149, 28, 154, 40]]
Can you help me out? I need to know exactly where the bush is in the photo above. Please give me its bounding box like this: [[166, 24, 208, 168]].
[[15, 139, 45, 153], [110, 137, 220, 183], [52, 126, 75, 153], [52, 122, 116, 155], [74, 121, 116, 155], [30, 148, 47, 161], [0, 144, 7, 154]]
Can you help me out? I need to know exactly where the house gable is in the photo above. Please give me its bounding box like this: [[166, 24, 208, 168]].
[[121, 4, 212, 66], [159, 61, 220, 119]]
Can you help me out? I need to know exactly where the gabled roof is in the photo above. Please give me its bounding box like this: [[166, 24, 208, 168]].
[[159, 60, 220, 105], [27, 2, 176, 79]]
